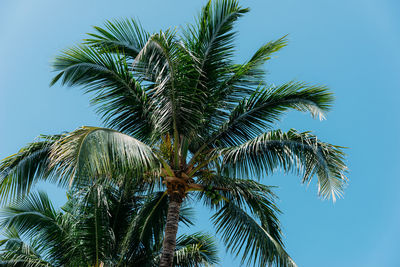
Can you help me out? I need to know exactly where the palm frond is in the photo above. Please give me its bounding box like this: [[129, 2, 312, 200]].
[[182, 0, 249, 139], [49, 126, 159, 187], [0, 228, 52, 267], [183, 0, 249, 93], [173, 233, 219, 267], [0, 135, 62, 204], [0, 228, 39, 257], [0, 192, 59, 242], [222, 129, 348, 200], [212, 202, 296, 267], [85, 18, 150, 59], [0, 252, 51, 267], [50, 45, 154, 140], [69, 182, 115, 265], [0, 191, 68, 266], [206, 81, 333, 148], [134, 30, 202, 139], [215, 36, 288, 100], [198, 176, 283, 245]]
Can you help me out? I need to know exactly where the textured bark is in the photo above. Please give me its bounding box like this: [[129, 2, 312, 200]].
[[159, 196, 182, 267]]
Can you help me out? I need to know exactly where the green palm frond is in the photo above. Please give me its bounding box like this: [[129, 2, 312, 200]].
[[0, 228, 39, 257], [184, 0, 249, 93], [69, 183, 115, 265], [212, 36, 288, 105], [234, 36, 288, 82], [199, 176, 283, 245], [0, 227, 51, 267], [173, 233, 219, 267], [49, 126, 159, 187], [222, 129, 348, 200], [85, 18, 150, 59], [0, 135, 62, 205], [212, 202, 296, 267], [205, 81, 333, 148], [50, 45, 154, 140], [0, 192, 60, 244], [118, 190, 167, 263], [134, 30, 202, 140], [0, 252, 51, 267], [0, 192, 68, 266], [182, 0, 250, 139]]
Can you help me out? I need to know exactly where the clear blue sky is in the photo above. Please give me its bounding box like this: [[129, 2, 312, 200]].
[[1, 0, 399, 266]]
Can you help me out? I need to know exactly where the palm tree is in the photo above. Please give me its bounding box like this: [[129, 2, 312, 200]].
[[0, 0, 348, 266], [0, 180, 219, 266]]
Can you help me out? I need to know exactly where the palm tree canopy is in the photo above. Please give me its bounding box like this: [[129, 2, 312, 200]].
[[0, 0, 348, 266]]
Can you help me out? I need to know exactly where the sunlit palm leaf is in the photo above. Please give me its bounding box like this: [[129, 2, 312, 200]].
[[184, 0, 249, 95], [222, 129, 347, 200], [210, 36, 288, 112], [134, 30, 202, 139], [206, 81, 333, 148], [229, 36, 288, 85], [49, 126, 159, 187], [70, 183, 115, 265], [173, 233, 219, 267], [182, 0, 250, 139]]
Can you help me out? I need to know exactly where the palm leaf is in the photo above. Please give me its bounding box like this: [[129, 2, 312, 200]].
[[0, 135, 62, 204], [134, 30, 202, 140], [222, 129, 348, 200], [173, 233, 219, 267], [205, 81, 333, 148], [0, 191, 68, 266], [85, 18, 150, 59], [49, 126, 159, 187], [198, 176, 283, 245], [212, 202, 296, 267], [50, 45, 154, 140], [182, 0, 250, 139]]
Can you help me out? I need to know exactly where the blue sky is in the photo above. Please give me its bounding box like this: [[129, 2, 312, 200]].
[[1, 0, 400, 266]]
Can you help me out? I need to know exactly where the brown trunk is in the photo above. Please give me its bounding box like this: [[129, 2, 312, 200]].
[[159, 196, 182, 267]]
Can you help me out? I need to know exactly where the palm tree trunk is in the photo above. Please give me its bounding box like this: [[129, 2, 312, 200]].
[[159, 196, 182, 267]]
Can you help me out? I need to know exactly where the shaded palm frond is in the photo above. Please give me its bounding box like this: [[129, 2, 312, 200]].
[[85, 18, 150, 59], [0, 228, 42, 260], [118, 190, 168, 264], [0, 135, 62, 205], [198, 176, 283, 245], [69, 183, 115, 265], [212, 202, 296, 267], [50, 45, 154, 140], [0, 192, 68, 266]]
